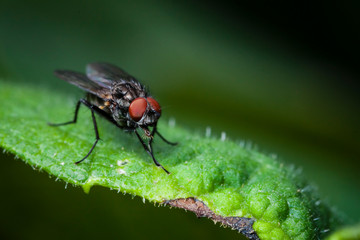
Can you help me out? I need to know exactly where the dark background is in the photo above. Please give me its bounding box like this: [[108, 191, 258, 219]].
[[0, 1, 359, 239]]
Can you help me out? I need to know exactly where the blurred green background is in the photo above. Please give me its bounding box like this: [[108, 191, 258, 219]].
[[0, 1, 359, 239]]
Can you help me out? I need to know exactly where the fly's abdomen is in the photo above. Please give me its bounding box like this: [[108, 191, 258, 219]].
[[86, 93, 111, 113]]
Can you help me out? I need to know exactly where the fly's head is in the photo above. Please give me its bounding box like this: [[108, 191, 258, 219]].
[[128, 97, 161, 133]]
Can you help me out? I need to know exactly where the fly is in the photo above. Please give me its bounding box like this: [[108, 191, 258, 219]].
[[48, 62, 177, 174]]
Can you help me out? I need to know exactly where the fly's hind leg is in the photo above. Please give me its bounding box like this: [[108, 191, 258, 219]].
[[48, 100, 82, 126], [48, 99, 101, 164], [74, 99, 100, 164]]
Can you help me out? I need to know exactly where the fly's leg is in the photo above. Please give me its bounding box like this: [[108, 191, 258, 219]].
[[148, 123, 157, 146], [47, 100, 81, 126], [48, 99, 101, 164], [75, 100, 100, 164], [155, 129, 177, 146], [134, 130, 170, 174], [148, 123, 177, 146]]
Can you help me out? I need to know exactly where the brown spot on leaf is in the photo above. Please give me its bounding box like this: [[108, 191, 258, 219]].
[[164, 197, 259, 240]]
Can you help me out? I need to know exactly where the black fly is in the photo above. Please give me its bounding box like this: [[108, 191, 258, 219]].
[[48, 62, 177, 174]]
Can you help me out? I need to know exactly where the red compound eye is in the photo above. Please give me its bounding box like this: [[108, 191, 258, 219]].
[[147, 97, 161, 114], [129, 97, 147, 122]]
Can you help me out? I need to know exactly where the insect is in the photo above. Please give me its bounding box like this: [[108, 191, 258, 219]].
[[48, 62, 177, 174]]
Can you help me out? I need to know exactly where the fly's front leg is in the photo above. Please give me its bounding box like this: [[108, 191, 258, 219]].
[[134, 129, 170, 174], [155, 129, 177, 146], [149, 123, 177, 146], [148, 123, 157, 147]]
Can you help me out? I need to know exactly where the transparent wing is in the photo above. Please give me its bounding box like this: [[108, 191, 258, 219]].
[[54, 70, 108, 98], [86, 62, 137, 86]]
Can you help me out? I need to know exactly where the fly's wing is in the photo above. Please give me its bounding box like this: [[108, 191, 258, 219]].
[[86, 62, 137, 86], [54, 70, 109, 99]]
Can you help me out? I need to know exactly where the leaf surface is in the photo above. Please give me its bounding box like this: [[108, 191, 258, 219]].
[[0, 81, 343, 239]]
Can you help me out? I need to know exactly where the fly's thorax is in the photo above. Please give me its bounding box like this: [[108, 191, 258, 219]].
[[110, 105, 128, 127], [111, 81, 146, 104]]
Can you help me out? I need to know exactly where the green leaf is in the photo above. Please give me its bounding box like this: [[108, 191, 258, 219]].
[[0, 80, 344, 239], [326, 224, 360, 240]]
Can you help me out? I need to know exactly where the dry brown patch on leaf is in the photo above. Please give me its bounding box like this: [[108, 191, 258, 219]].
[[164, 197, 259, 240]]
